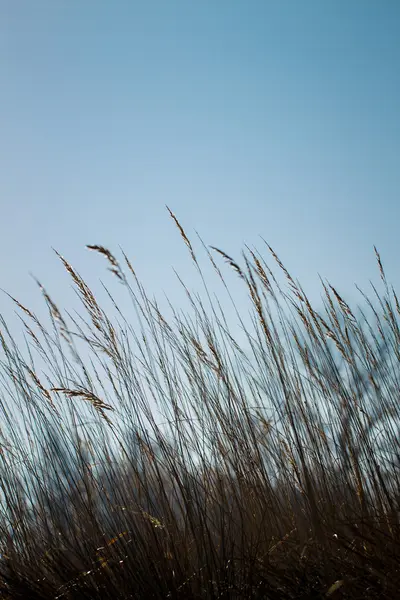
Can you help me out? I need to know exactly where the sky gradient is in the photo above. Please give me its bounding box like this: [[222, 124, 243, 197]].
[[1, 1, 400, 328]]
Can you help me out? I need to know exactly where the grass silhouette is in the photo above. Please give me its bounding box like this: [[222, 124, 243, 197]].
[[0, 212, 399, 598]]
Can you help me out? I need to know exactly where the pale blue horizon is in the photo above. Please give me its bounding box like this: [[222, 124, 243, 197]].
[[1, 1, 399, 330]]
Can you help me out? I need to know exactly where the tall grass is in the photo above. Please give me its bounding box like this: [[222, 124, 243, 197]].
[[0, 213, 399, 598]]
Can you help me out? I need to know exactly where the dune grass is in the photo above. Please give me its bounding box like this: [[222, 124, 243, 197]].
[[0, 212, 399, 598]]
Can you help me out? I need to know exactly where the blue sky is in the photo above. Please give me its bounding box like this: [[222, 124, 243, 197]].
[[1, 1, 400, 330]]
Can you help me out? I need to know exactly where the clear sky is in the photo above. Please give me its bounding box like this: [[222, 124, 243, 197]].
[[1, 1, 400, 330]]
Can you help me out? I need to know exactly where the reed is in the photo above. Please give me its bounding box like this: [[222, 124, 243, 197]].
[[0, 213, 399, 598]]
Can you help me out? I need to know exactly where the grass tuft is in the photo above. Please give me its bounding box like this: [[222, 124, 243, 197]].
[[0, 220, 399, 599]]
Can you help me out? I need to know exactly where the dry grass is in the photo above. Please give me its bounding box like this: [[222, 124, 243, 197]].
[[0, 214, 399, 599]]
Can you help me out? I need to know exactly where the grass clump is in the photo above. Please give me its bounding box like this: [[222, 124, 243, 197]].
[[0, 213, 399, 599]]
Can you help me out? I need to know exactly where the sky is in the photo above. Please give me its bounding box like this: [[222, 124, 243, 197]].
[[1, 0, 400, 335]]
